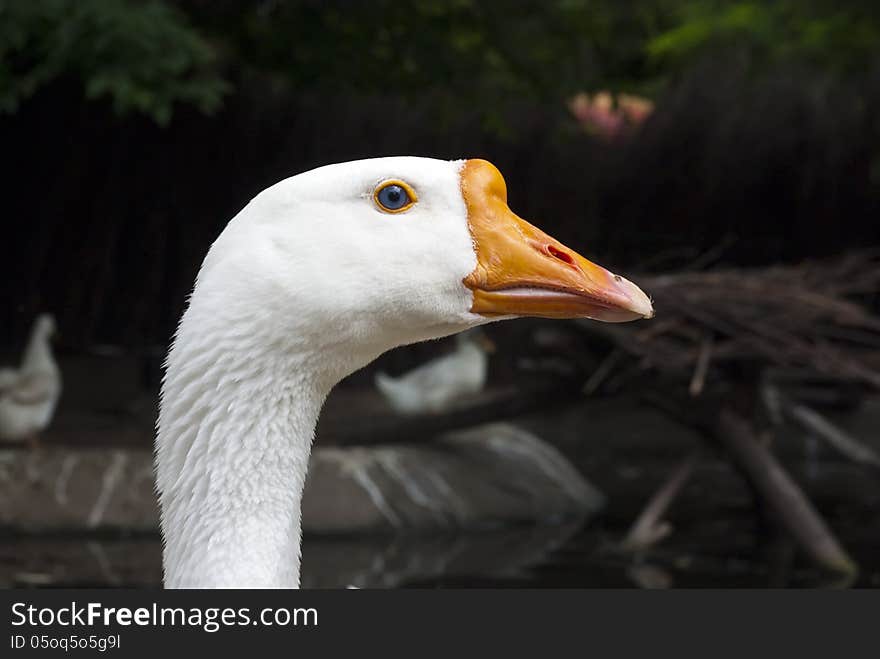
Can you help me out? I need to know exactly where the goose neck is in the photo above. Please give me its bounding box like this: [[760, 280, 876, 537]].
[[157, 321, 329, 588]]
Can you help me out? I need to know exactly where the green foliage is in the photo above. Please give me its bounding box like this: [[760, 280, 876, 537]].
[[647, 1, 880, 74], [0, 0, 228, 123], [189, 1, 880, 116], [2, 0, 880, 126], [196, 1, 587, 101], [181, 0, 672, 130]]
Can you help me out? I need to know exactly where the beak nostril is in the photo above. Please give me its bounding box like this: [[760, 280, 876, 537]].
[[546, 244, 576, 266]]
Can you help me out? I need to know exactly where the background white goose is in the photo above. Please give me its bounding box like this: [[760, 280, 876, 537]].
[[155, 157, 653, 588], [374, 329, 492, 414], [0, 314, 62, 443]]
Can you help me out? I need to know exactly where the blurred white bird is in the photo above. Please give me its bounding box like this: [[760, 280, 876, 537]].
[[0, 314, 61, 443], [374, 330, 493, 414]]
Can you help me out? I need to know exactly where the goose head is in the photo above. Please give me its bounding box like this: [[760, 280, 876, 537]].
[[159, 156, 653, 587], [33, 314, 57, 341], [194, 157, 651, 380], [20, 313, 58, 375]]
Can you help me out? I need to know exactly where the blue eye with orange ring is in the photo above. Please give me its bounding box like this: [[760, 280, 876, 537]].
[[373, 180, 417, 213]]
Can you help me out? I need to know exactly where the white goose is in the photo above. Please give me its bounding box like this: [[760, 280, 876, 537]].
[[156, 157, 653, 588], [374, 330, 492, 414], [0, 314, 61, 443]]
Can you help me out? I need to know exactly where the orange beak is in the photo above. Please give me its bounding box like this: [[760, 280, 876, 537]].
[[460, 159, 654, 323]]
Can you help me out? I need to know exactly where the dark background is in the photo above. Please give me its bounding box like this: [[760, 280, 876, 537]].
[[1, 1, 880, 589], [3, 0, 879, 349]]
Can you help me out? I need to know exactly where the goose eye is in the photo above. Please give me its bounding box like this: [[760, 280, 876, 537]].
[[374, 180, 416, 213]]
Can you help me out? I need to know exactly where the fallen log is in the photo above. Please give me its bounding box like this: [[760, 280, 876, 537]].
[[321, 375, 581, 446], [783, 400, 880, 471], [714, 408, 857, 575], [644, 390, 858, 576]]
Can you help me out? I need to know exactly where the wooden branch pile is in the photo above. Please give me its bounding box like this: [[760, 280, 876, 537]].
[[583, 250, 880, 390], [573, 251, 880, 578]]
